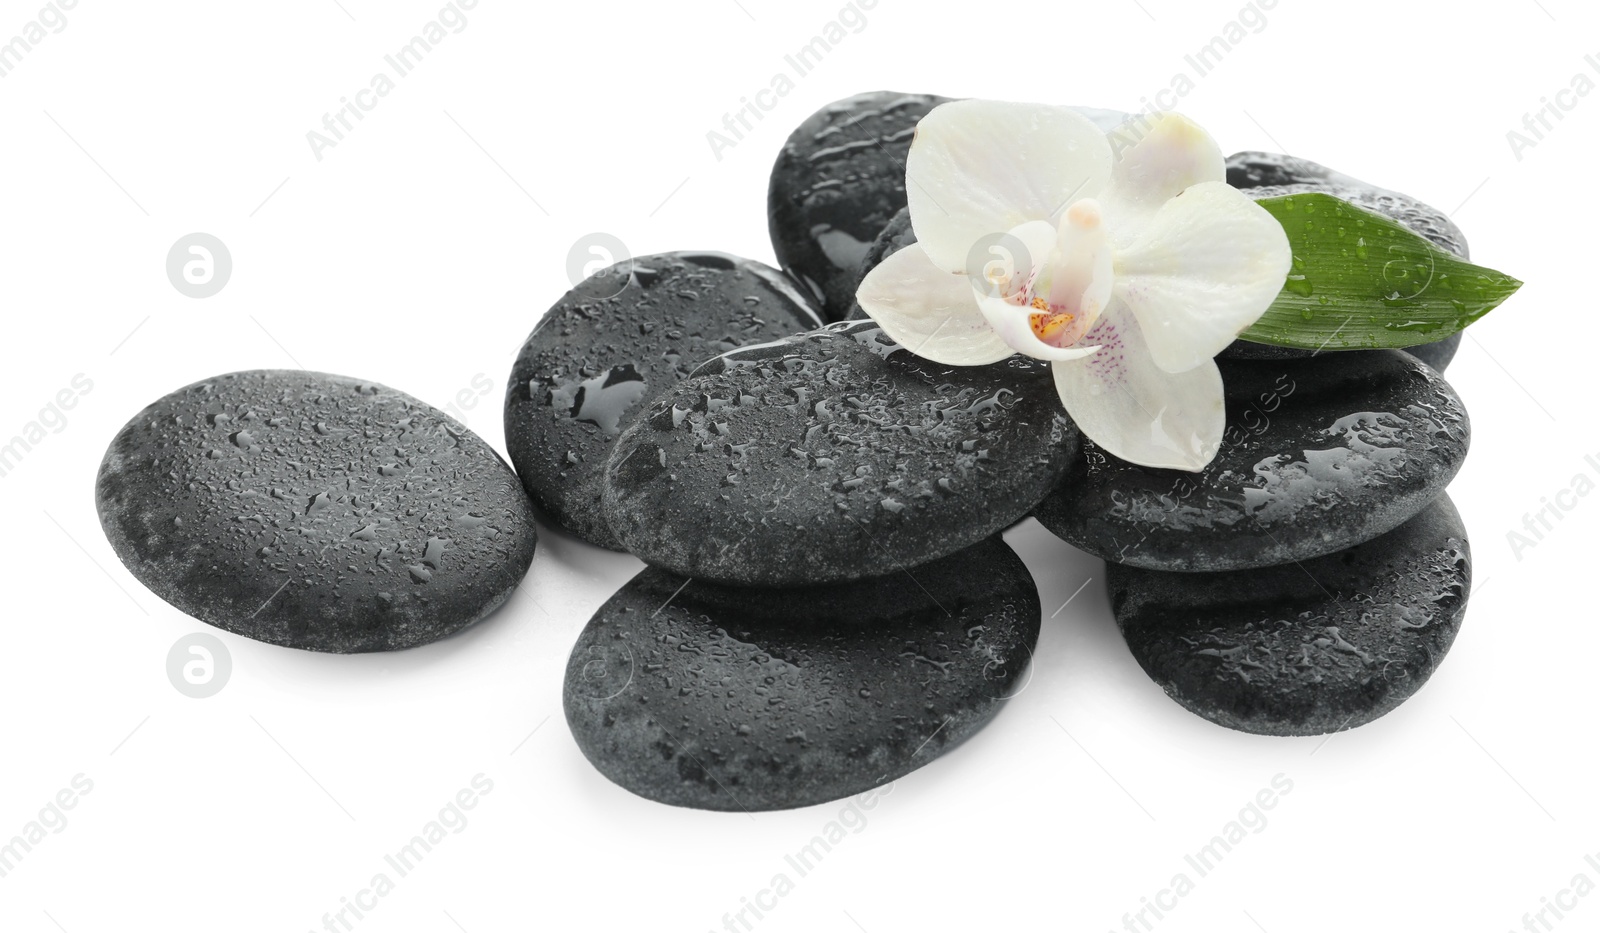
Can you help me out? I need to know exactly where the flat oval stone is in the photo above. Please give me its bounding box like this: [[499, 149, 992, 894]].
[[504, 252, 820, 550], [1405, 333, 1461, 373], [1108, 496, 1470, 736], [602, 320, 1079, 586], [1222, 150, 1468, 365], [1035, 350, 1468, 572], [96, 371, 537, 653], [1227, 333, 1463, 372], [768, 91, 950, 322], [564, 537, 1040, 811]]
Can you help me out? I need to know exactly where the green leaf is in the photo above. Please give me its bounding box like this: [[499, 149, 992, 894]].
[[1237, 192, 1522, 350]]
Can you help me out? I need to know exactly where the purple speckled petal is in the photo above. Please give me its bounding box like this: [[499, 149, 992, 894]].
[[1052, 302, 1225, 471]]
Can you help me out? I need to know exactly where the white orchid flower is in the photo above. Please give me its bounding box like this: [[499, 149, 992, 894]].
[[856, 100, 1293, 471]]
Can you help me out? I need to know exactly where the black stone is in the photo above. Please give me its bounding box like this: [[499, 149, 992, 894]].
[[1405, 333, 1461, 373], [504, 252, 821, 550], [602, 320, 1078, 586], [1109, 495, 1470, 736], [96, 371, 537, 653], [769, 91, 951, 323], [1035, 350, 1468, 572], [1222, 151, 1469, 365], [563, 537, 1040, 811]]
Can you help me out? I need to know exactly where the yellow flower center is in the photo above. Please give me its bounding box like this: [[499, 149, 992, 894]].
[[1029, 300, 1077, 344]]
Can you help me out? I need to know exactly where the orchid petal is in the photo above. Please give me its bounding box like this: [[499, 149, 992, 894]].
[[855, 243, 1014, 365], [1051, 302, 1225, 471], [975, 288, 1102, 363], [1069, 105, 1137, 134], [906, 100, 1113, 274], [968, 219, 1057, 303], [1111, 181, 1293, 373], [1099, 112, 1226, 249]]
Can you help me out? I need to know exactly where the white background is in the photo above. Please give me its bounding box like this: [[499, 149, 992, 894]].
[[0, 0, 1592, 930]]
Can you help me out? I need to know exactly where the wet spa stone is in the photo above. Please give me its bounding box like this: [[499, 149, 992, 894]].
[[768, 91, 950, 322], [96, 371, 537, 652], [504, 251, 820, 550], [1405, 333, 1461, 373], [563, 537, 1040, 811], [1222, 150, 1470, 365], [1108, 496, 1471, 736], [1035, 350, 1468, 572], [601, 320, 1079, 586]]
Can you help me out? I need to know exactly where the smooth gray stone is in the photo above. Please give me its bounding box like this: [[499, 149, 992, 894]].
[[1222, 151, 1468, 364], [1035, 350, 1468, 572], [1109, 496, 1470, 736], [768, 91, 950, 322], [1406, 333, 1461, 373], [564, 537, 1040, 811], [97, 371, 536, 653], [1225, 327, 1462, 369], [601, 320, 1077, 586], [504, 252, 820, 550]]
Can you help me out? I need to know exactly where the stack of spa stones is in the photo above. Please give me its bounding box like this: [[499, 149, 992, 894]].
[[96, 92, 1472, 814]]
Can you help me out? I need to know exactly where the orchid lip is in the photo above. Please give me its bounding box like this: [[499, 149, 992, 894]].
[[987, 197, 1113, 355]]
